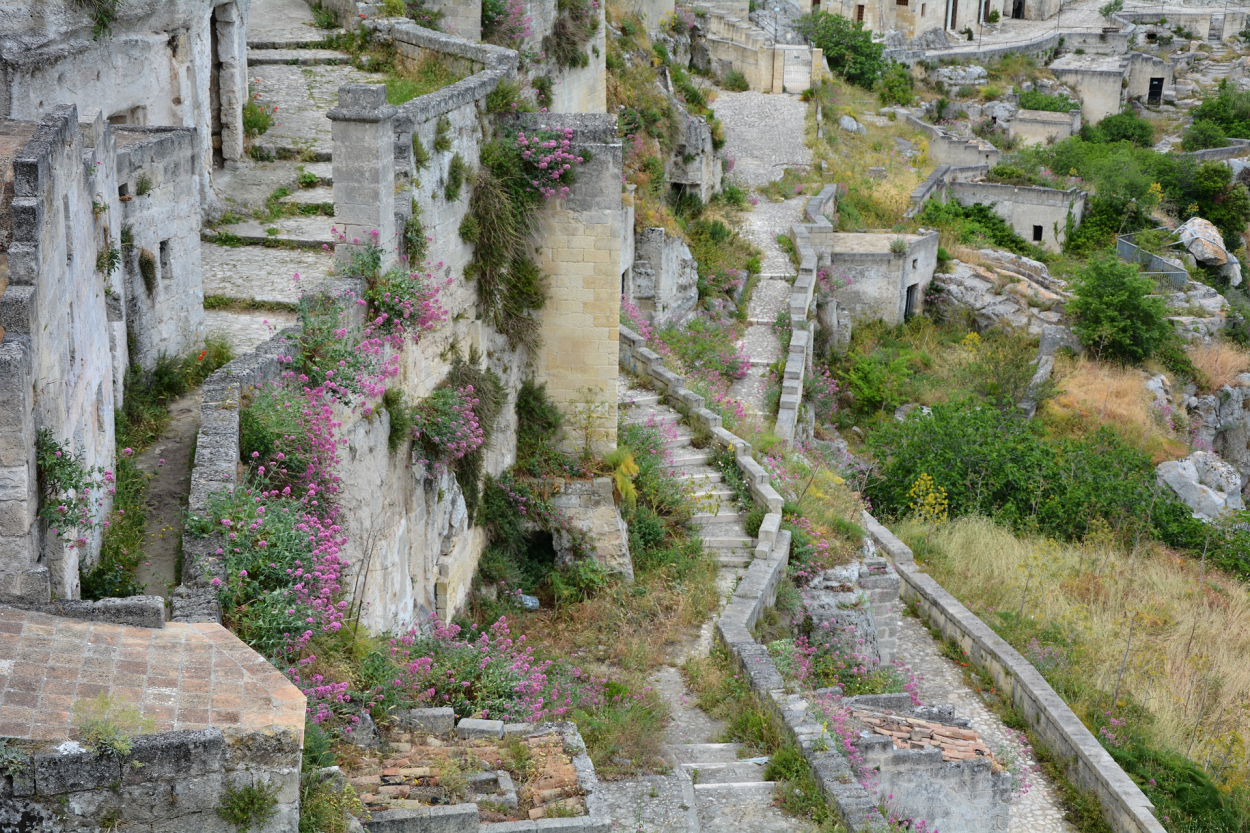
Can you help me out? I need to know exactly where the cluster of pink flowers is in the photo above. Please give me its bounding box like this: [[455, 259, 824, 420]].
[[517, 129, 584, 199], [411, 385, 485, 469], [804, 364, 841, 422], [491, 0, 532, 45]]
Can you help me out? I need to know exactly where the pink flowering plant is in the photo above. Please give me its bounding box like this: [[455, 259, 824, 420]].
[[482, 0, 532, 46], [35, 429, 107, 548], [410, 385, 486, 469], [515, 128, 585, 199]]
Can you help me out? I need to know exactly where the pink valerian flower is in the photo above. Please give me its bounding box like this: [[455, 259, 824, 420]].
[[515, 128, 585, 200]]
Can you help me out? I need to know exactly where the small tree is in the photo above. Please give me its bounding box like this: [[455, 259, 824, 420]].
[[1086, 111, 1154, 147], [795, 12, 884, 89], [1182, 119, 1228, 152], [1068, 255, 1170, 363], [1099, 0, 1124, 20]]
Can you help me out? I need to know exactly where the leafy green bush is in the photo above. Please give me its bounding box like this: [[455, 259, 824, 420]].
[[866, 402, 1201, 545], [795, 12, 884, 88], [1188, 79, 1250, 139], [543, 0, 599, 68], [658, 318, 749, 385], [1182, 119, 1228, 152], [876, 62, 914, 106], [515, 379, 570, 476], [723, 69, 750, 91], [917, 198, 1045, 260], [1018, 88, 1079, 113], [844, 352, 910, 414], [1083, 111, 1154, 147], [1067, 254, 1170, 363]]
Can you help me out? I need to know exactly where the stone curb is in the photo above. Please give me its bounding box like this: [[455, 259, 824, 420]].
[[862, 511, 1167, 833]]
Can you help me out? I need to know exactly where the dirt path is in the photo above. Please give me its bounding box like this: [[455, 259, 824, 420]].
[[132, 392, 201, 596]]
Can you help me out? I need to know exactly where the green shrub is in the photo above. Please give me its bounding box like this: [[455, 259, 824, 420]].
[[218, 779, 279, 833], [515, 379, 569, 476], [138, 249, 157, 294], [917, 198, 1044, 260], [1181, 119, 1228, 152], [1188, 79, 1250, 139], [723, 69, 750, 91], [444, 152, 466, 201], [242, 86, 273, 138], [72, 693, 154, 758], [1068, 254, 1169, 364], [876, 62, 914, 106], [411, 132, 430, 170], [795, 12, 884, 88], [1018, 88, 1079, 113], [1083, 110, 1154, 147], [543, 0, 599, 68], [434, 116, 452, 152]]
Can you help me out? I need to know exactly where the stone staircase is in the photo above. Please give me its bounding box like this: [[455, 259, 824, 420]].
[[619, 383, 754, 571]]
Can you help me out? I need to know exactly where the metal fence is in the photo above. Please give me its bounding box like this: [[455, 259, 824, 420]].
[[1116, 233, 1189, 290]]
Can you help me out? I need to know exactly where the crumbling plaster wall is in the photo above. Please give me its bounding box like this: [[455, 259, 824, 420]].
[[0, 0, 250, 213], [0, 107, 126, 602], [825, 232, 939, 326], [115, 126, 208, 369]]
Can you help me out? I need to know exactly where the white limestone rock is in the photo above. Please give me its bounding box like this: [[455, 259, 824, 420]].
[[1157, 451, 1245, 520]]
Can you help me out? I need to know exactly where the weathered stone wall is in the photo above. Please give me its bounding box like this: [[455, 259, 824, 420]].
[[946, 181, 1086, 253], [115, 126, 208, 369], [545, 477, 632, 580], [0, 108, 128, 602], [0, 0, 250, 212], [1124, 52, 1172, 103], [529, 113, 624, 460], [628, 227, 699, 328], [1050, 56, 1125, 124], [822, 231, 939, 326], [1008, 108, 1081, 147], [905, 115, 1001, 168]]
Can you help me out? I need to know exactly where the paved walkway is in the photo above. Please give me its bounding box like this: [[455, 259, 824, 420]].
[[895, 614, 1075, 833]]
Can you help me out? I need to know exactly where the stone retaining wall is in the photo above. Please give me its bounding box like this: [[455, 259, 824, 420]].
[[905, 114, 1001, 168], [776, 185, 837, 442], [1177, 138, 1250, 162], [905, 164, 990, 218], [861, 513, 1168, 833]]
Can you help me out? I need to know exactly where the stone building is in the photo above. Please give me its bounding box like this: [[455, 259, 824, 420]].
[[1051, 52, 1173, 123], [819, 231, 940, 326], [0, 106, 206, 603], [944, 181, 1086, 253], [0, 0, 251, 211]]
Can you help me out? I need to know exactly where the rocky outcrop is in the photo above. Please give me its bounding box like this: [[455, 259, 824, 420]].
[[547, 477, 634, 581], [910, 26, 950, 50], [630, 226, 699, 328], [1188, 375, 1250, 496], [934, 64, 988, 86], [1157, 451, 1245, 520], [1177, 217, 1242, 287], [669, 96, 722, 203], [936, 260, 1064, 335], [840, 114, 867, 135]]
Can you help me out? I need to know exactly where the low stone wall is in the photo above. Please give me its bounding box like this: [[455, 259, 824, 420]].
[[1177, 138, 1250, 162], [945, 180, 1086, 253], [777, 185, 837, 442], [905, 164, 989, 218], [861, 513, 1168, 833], [544, 477, 633, 581], [905, 115, 1001, 168], [0, 592, 165, 628]]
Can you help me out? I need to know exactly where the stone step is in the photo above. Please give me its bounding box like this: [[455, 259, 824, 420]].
[[248, 36, 340, 49], [667, 743, 746, 765], [691, 510, 745, 526], [682, 761, 769, 785], [715, 553, 754, 568], [661, 433, 695, 450], [664, 451, 711, 469], [692, 780, 777, 795], [247, 48, 349, 65], [691, 487, 736, 500], [622, 410, 680, 427], [703, 534, 753, 549], [681, 471, 724, 486], [745, 317, 774, 326], [621, 392, 661, 407], [281, 185, 335, 207]]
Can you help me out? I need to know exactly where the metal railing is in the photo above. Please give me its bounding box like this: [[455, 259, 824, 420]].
[[1116, 233, 1188, 290]]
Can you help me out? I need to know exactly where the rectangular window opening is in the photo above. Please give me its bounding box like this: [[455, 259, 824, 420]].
[[159, 239, 172, 283], [1032, 225, 1044, 242], [921, 2, 926, 14], [856, 4, 865, 22]]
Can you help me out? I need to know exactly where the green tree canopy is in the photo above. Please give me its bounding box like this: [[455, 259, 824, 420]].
[[795, 12, 884, 89], [1067, 254, 1170, 363]]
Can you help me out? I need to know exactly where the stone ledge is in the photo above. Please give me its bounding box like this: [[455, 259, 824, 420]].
[[863, 512, 1167, 833], [0, 593, 166, 628]]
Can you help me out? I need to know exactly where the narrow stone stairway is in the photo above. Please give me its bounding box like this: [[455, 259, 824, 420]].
[[606, 378, 814, 832]]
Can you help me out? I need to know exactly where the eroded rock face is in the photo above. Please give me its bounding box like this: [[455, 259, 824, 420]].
[[910, 26, 951, 50], [1177, 217, 1242, 287], [1157, 451, 1245, 520], [1189, 377, 1250, 496], [936, 261, 1062, 335], [631, 227, 699, 328], [934, 64, 987, 86]]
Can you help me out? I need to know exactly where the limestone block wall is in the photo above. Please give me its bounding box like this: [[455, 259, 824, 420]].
[[528, 113, 624, 459], [0, 0, 250, 210], [115, 126, 208, 369], [947, 181, 1086, 253], [905, 115, 1001, 168], [544, 476, 633, 580], [548, 4, 609, 115], [0, 107, 127, 602], [1050, 57, 1125, 124], [1124, 52, 1172, 103]]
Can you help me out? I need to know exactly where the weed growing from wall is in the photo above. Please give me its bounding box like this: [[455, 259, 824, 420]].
[[138, 249, 157, 294], [543, 0, 600, 68], [218, 779, 279, 833], [444, 152, 466, 201], [72, 693, 154, 758], [71, 0, 121, 39]]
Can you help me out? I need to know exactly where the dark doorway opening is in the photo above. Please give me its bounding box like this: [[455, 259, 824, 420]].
[[210, 7, 224, 168], [1032, 225, 1044, 242], [1012, 0, 1024, 19], [904, 283, 919, 320], [1147, 77, 1164, 106]]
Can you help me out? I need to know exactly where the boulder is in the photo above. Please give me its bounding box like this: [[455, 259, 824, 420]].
[[1177, 217, 1230, 266], [1189, 379, 1250, 493], [1157, 451, 1245, 520], [935, 64, 987, 86], [839, 114, 866, 135]]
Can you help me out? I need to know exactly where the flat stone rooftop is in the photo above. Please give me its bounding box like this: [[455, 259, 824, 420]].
[[0, 606, 304, 742], [827, 232, 926, 253]]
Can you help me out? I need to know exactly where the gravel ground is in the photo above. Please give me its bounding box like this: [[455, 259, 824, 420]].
[[713, 90, 811, 188]]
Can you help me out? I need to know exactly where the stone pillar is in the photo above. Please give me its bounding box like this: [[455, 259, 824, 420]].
[[328, 84, 399, 271], [528, 114, 623, 459], [0, 337, 47, 602]]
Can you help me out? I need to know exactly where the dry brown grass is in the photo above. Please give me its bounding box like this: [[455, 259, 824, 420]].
[[1040, 356, 1190, 464], [1188, 342, 1250, 393], [899, 516, 1250, 790]]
